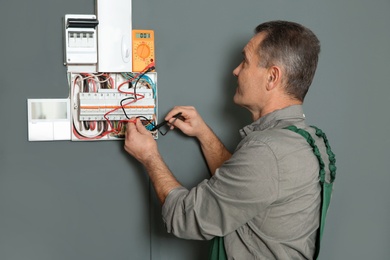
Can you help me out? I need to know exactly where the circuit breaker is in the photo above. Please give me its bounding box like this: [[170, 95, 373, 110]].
[[64, 14, 99, 72]]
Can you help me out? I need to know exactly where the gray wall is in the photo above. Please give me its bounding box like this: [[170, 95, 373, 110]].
[[1, 0, 389, 259]]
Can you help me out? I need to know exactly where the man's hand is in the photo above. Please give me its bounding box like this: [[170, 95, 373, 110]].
[[124, 118, 158, 164], [165, 106, 209, 139], [165, 106, 232, 175]]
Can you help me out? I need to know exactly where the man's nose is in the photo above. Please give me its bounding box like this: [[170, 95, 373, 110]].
[[233, 63, 241, 77]]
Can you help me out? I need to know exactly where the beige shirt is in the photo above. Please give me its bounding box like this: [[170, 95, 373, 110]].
[[162, 105, 329, 259]]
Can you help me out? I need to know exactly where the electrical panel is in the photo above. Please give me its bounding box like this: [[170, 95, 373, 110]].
[[27, 0, 159, 142], [69, 72, 157, 140]]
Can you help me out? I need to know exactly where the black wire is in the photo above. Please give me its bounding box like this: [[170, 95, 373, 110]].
[[132, 67, 154, 99], [118, 67, 157, 133], [120, 96, 135, 119], [121, 66, 155, 119], [83, 76, 89, 92], [135, 116, 167, 136], [100, 75, 108, 89], [133, 75, 140, 100], [133, 66, 155, 97]]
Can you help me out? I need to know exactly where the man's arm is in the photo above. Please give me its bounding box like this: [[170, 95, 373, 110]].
[[197, 125, 232, 176], [165, 106, 232, 175], [124, 119, 181, 204]]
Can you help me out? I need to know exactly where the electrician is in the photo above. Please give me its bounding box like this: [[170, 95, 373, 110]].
[[124, 20, 333, 259]]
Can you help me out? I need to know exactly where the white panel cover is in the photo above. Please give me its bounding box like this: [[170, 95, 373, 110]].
[[96, 0, 132, 72]]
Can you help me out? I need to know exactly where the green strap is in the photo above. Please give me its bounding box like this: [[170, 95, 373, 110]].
[[284, 125, 336, 259], [209, 125, 336, 260], [284, 125, 336, 184], [311, 126, 336, 183], [209, 236, 227, 260]]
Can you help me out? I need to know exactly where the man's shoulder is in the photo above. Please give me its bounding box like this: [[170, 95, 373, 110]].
[[245, 127, 299, 143], [240, 127, 310, 157]]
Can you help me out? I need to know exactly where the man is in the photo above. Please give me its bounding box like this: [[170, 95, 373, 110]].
[[125, 20, 331, 259]]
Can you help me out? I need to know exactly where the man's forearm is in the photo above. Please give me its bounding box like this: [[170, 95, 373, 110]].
[[198, 126, 232, 176], [143, 153, 182, 205]]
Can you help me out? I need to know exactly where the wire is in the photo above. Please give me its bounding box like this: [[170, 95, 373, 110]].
[[103, 93, 146, 135], [133, 65, 156, 100], [120, 96, 135, 119], [71, 74, 105, 139]]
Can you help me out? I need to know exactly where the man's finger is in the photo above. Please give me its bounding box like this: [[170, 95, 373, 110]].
[[169, 117, 185, 129], [126, 119, 137, 134], [135, 118, 150, 134], [165, 106, 187, 121]]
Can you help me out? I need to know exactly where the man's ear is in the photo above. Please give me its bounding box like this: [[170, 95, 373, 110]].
[[266, 66, 282, 91]]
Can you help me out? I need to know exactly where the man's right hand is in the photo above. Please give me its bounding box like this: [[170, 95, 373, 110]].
[[165, 106, 209, 139], [165, 106, 231, 175]]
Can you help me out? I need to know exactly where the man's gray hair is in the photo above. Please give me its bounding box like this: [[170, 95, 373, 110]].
[[255, 21, 321, 101]]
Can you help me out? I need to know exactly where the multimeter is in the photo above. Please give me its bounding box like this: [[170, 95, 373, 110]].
[[132, 29, 155, 72]]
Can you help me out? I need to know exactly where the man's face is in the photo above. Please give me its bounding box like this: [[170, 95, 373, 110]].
[[233, 33, 269, 115]]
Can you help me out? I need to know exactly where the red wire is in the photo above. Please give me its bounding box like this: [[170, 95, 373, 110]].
[[102, 94, 145, 134]]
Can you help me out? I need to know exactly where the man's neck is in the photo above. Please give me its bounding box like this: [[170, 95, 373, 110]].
[[251, 99, 302, 121]]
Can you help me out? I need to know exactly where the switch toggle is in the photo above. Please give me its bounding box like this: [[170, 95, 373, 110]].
[[64, 14, 98, 66]]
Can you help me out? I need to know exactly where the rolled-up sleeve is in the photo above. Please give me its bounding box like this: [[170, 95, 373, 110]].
[[161, 139, 279, 240]]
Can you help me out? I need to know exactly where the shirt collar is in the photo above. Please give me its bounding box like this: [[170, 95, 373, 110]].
[[239, 105, 305, 137]]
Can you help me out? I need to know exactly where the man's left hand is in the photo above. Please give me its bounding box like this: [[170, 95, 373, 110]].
[[124, 118, 158, 164]]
